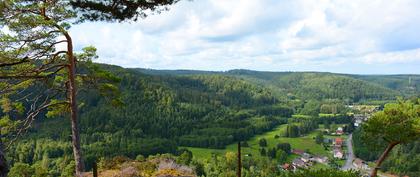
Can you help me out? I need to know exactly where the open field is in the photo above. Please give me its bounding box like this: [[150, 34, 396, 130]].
[[184, 124, 347, 163]]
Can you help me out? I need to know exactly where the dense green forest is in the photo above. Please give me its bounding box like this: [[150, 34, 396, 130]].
[[138, 69, 419, 102], [5, 65, 420, 175], [7, 65, 290, 173]]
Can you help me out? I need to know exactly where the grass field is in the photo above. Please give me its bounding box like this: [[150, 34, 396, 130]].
[[184, 124, 343, 163]]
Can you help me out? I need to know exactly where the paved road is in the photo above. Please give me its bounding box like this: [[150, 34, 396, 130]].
[[342, 134, 355, 170]]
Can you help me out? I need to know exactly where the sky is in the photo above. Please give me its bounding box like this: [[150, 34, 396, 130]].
[[69, 0, 420, 74]]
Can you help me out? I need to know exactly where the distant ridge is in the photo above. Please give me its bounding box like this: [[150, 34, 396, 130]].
[[132, 67, 420, 97]]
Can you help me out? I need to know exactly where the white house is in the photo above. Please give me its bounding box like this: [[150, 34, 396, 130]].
[[333, 149, 344, 159]]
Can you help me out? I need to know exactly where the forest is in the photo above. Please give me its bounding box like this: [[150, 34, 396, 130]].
[[1, 1, 419, 176], [4, 64, 420, 176]]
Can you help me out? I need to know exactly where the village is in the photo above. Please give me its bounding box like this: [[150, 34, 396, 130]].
[[281, 125, 370, 173]]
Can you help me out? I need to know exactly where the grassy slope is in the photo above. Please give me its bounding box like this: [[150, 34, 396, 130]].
[[186, 124, 339, 161]]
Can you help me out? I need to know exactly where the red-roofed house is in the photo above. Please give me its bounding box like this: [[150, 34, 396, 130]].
[[334, 138, 343, 147], [282, 163, 291, 170], [292, 149, 304, 155]]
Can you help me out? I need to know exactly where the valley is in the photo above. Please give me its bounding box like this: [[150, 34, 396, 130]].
[[3, 66, 420, 176]]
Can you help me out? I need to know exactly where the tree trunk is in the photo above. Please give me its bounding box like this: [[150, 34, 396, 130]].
[[42, 3, 84, 175], [64, 32, 84, 176], [93, 161, 98, 177], [370, 142, 398, 177], [237, 141, 241, 177], [0, 140, 8, 177]]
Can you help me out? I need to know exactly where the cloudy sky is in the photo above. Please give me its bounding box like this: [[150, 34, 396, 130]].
[[70, 0, 420, 74]]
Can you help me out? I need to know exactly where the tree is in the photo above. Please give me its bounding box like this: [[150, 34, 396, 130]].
[[315, 132, 324, 144], [362, 99, 420, 177], [323, 120, 330, 130], [241, 141, 249, 147], [1, 1, 120, 175], [70, 0, 181, 22], [260, 148, 266, 156], [300, 100, 320, 116], [1, 1, 83, 174], [276, 149, 287, 163], [276, 143, 291, 154], [259, 138, 267, 147], [289, 169, 359, 177], [8, 163, 33, 177], [267, 148, 276, 159], [344, 122, 355, 133], [286, 124, 300, 137], [177, 151, 193, 165]]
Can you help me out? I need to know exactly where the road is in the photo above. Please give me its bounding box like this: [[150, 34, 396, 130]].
[[342, 134, 355, 170]]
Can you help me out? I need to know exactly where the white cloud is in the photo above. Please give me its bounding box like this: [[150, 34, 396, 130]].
[[69, 0, 420, 74], [360, 48, 420, 64]]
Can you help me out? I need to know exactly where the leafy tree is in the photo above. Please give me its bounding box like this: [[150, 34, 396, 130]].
[[190, 160, 205, 177], [241, 141, 249, 147], [286, 124, 300, 137], [224, 152, 237, 170], [343, 122, 355, 133], [276, 143, 291, 154], [328, 158, 340, 169], [259, 138, 267, 147], [8, 163, 33, 177], [135, 155, 145, 162], [260, 148, 266, 156], [289, 169, 359, 177], [276, 149, 287, 163], [362, 99, 420, 177], [300, 100, 320, 116], [177, 151, 193, 165], [267, 148, 276, 159], [315, 131, 324, 144], [323, 120, 331, 129]]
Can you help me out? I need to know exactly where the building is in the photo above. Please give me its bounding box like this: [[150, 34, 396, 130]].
[[291, 149, 304, 155], [281, 163, 292, 170], [292, 158, 306, 168], [333, 148, 344, 159], [354, 119, 362, 127], [311, 156, 328, 163], [334, 138, 343, 147], [301, 153, 312, 163], [336, 127, 344, 135]]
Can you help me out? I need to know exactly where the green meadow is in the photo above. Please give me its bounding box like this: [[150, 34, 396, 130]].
[[184, 123, 348, 163]]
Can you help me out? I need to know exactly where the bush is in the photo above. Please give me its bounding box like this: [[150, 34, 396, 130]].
[[259, 138, 267, 147]]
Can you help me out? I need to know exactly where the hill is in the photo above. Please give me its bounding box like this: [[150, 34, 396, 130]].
[[135, 68, 419, 102], [7, 65, 416, 174]]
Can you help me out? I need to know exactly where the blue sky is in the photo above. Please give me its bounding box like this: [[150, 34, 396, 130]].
[[69, 0, 420, 74]]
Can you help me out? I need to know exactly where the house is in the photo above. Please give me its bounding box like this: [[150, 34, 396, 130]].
[[334, 138, 343, 147], [281, 163, 291, 170], [336, 127, 344, 135], [333, 148, 344, 159], [301, 153, 312, 163], [353, 158, 368, 169], [354, 119, 362, 127], [291, 149, 304, 155], [311, 156, 328, 163], [292, 158, 306, 168]]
